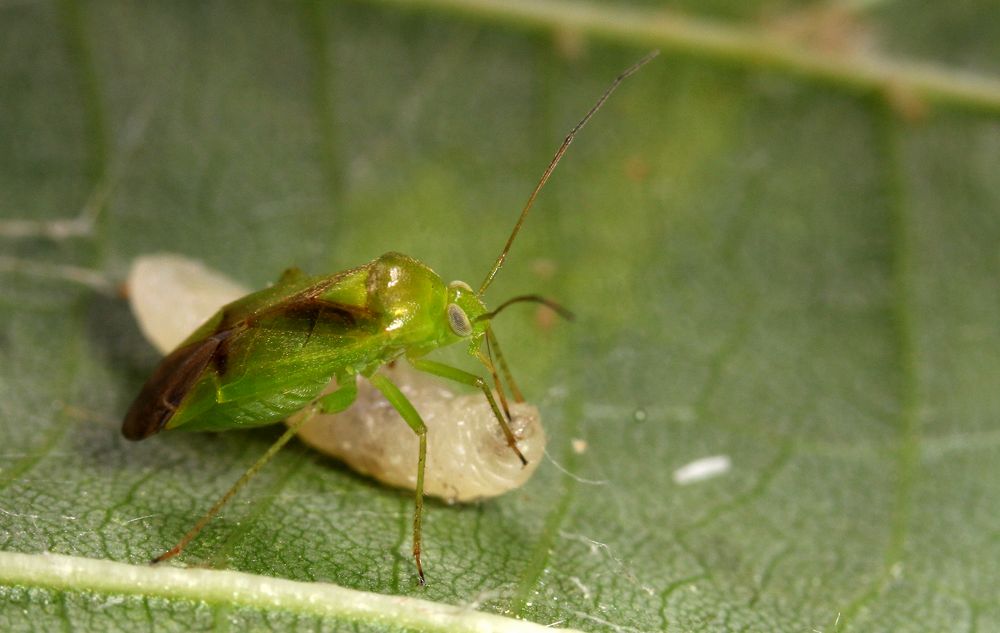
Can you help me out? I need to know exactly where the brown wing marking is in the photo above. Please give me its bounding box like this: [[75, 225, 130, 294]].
[[122, 295, 371, 441], [288, 298, 363, 344], [121, 331, 231, 441], [248, 296, 373, 347], [253, 295, 371, 325]]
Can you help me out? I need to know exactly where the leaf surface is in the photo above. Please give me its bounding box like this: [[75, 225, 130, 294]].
[[2, 1, 999, 631]]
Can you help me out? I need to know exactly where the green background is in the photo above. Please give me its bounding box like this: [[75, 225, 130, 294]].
[[2, 0, 1000, 631]]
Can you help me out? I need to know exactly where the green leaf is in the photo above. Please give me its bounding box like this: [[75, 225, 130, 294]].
[[2, 0, 1000, 631]]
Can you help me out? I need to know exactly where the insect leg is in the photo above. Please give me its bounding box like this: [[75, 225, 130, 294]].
[[315, 376, 358, 413], [486, 327, 524, 403], [479, 339, 515, 425], [367, 372, 428, 585], [151, 380, 358, 564], [407, 357, 528, 466]]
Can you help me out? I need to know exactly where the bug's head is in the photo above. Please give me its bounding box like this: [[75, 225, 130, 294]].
[[444, 280, 489, 354], [447, 279, 574, 361]]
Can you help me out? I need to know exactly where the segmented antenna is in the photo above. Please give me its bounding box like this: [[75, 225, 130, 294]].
[[477, 50, 659, 296], [475, 294, 575, 322]]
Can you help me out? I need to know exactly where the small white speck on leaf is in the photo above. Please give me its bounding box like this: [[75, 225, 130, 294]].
[[672, 455, 732, 485]]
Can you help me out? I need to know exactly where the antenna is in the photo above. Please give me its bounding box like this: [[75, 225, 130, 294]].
[[475, 294, 575, 322], [477, 50, 659, 296]]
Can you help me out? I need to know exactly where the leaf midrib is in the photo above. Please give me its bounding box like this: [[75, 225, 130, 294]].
[[362, 0, 1000, 114]]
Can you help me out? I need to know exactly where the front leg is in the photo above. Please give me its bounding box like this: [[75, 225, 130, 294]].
[[407, 357, 527, 466], [367, 372, 429, 585]]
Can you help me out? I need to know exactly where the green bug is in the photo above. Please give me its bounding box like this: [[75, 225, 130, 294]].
[[124, 51, 657, 583]]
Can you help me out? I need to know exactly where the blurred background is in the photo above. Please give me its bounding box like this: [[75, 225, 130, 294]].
[[2, 1, 1000, 631]]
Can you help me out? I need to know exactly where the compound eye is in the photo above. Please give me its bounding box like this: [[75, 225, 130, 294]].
[[447, 303, 473, 337]]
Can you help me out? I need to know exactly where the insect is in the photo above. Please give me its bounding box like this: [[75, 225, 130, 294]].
[[126, 253, 547, 502], [123, 51, 658, 583]]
